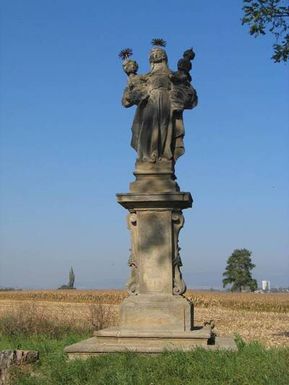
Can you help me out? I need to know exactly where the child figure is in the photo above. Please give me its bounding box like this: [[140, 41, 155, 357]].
[[122, 59, 148, 107], [123, 59, 138, 84], [170, 48, 196, 111]]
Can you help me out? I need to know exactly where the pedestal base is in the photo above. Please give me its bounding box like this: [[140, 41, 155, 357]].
[[64, 327, 237, 359], [120, 294, 193, 332], [129, 159, 180, 194], [64, 187, 238, 359]]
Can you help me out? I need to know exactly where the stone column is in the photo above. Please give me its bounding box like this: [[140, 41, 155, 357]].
[[117, 191, 194, 332]]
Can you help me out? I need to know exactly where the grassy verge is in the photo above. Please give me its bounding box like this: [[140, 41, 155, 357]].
[[0, 333, 288, 385], [1, 301, 288, 384]]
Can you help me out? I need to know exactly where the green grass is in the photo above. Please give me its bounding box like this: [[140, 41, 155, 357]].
[[1, 333, 289, 385]]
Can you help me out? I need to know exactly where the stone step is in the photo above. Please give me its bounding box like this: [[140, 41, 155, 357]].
[[65, 334, 237, 360]]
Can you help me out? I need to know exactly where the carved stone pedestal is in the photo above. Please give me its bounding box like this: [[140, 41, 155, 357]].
[[117, 192, 193, 333], [65, 191, 237, 358], [120, 294, 193, 332]]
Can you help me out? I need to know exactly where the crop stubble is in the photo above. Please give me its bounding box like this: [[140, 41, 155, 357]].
[[0, 290, 288, 347]]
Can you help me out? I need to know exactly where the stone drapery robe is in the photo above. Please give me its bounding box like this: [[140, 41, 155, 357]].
[[122, 66, 197, 162]]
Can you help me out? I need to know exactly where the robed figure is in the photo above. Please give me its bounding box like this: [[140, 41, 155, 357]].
[[121, 45, 198, 163]]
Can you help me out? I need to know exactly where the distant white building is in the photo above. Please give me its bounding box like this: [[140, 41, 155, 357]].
[[261, 280, 271, 291]]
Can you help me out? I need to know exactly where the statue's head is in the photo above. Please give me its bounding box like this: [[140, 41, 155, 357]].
[[177, 58, 192, 72], [183, 48, 195, 61], [149, 47, 168, 64], [123, 59, 138, 75]]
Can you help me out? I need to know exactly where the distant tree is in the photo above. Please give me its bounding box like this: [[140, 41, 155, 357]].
[[68, 267, 75, 289], [241, 0, 289, 62], [58, 267, 76, 290], [223, 249, 257, 292]]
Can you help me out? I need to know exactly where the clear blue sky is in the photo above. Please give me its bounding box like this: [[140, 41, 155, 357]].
[[0, 0, 288, 289]]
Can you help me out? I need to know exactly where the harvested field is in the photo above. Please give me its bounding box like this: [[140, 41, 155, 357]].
[[0, 290, 288, 347], [195, 307, 289, 348], [0, 290, 127, 305], [0, 290, 288, 312]]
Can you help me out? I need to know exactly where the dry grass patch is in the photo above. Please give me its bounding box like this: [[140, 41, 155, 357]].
[[194, 307, 289, 348], [0, 301, 118, 338], [0, 290, 288, 347], [186, 290, 289, 313], [0, 290, 127, 304], [1, 290, 288, 313]]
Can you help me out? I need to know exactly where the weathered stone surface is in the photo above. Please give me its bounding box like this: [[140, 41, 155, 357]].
[[0, 350, 39, 385], [130, 159, 179, 193], [65, 327, 211, 356], [120, 294, 193, 332], [64, 328, 237, 359], [116, 192, 192, 210], [121, 45, 197, 165], [116, 193, 191, 306]]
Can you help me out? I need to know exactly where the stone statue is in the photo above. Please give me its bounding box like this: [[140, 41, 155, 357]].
[[118, 40, 198, 296], [64, 41, 236, 357], [120, 41, 198, 164]]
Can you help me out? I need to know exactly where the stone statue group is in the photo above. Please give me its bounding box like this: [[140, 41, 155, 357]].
[[120, 39, 198, 164]]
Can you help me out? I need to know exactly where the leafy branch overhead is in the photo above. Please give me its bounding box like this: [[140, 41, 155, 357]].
[[242, 0, 289, 62]]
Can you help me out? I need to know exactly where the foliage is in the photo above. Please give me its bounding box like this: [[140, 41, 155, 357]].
[[68, 267, 75, 289], [242, 0, 289, 62], [58, 267, 76, 289], [223, 249, 257, 292], [0, 333, 288, 385]]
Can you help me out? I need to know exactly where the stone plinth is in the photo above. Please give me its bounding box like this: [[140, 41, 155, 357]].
[[65, 191, 229, 357], [129, 160, 180, 193], [65, 191, 237, 356], [120, 294, 193, 332], [116, 192, 193, 333], [64, 326, 213, 358], [64, 327, 237, 358]]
